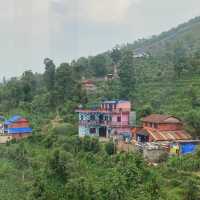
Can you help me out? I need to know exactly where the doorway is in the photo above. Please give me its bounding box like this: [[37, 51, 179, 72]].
[[137, 134, 149, 143], [99, 127, 107, 137]]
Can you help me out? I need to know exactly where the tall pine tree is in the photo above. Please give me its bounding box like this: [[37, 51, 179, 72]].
[[119, 50, 136, 98], [44, 58, 56, 91]]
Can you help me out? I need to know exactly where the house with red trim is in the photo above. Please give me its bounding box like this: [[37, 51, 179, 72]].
[[3, 115, 32, 140], [76, 100, 134, 138], [132, 114, 192, 143], [82, 79, 96, 92]]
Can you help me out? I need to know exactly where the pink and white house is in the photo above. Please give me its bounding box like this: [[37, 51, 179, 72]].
[[76, 100, 134, 138]]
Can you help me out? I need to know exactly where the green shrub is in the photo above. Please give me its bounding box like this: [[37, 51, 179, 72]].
[[105, 141, 115, 155], [53, 123, 76, 136]]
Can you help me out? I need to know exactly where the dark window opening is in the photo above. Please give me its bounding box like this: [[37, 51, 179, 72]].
[[137, 134, 149, 143], [109, 104, 113, 111], [90, 128, 96, 134], [90, 115, 95, 120], [117, 116, 121, 122], [99, 114, 104, 121]]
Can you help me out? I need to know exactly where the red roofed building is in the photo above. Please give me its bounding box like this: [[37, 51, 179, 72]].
[[3, 115, 32, 140], [82, 79, 96, 92], [132, 114, 192, 143]]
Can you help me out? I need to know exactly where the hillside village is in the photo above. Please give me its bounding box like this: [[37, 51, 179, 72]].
[[1, 16, 200, 199], [2, 99, 198, 163], [76, 99, 200, 162]]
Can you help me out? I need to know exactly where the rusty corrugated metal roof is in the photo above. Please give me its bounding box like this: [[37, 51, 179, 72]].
[[148, 129, 192, 141]]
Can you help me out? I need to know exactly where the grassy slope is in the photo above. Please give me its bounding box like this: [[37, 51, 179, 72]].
[[128, 16, 200, 56], [135, 76, 200, 113]]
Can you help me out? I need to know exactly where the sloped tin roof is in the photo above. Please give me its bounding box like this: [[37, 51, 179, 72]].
[[4, 115, 23, 125], [8, 127, 32, 134], [148, 129, 192, 141], [142, 114, 181, 124]]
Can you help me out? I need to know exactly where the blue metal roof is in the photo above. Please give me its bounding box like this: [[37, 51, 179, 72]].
[[8, 127, 32, 134], [8, 115, 22, 122], [4, 115, 23, 125], [4, 121, 12, 125]]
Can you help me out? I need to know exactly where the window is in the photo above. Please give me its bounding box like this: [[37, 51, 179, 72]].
[[105, 104, 108, 110], [80, 115, 84, 120], [109, 104, 113, 111], [90, 128, 96, 134], [99, 114, 104, 121], [117, 116, 121, 122], [90, 115, 95, 120], [154, 123, 158, 129]]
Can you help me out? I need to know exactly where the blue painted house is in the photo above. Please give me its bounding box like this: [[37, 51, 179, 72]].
[[3, 115, 32, 140], [76, 100, 135, 138]]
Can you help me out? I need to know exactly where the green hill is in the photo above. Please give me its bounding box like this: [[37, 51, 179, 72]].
[[128, 16, 200, 56], [0, 16, 200, 199], [93, 16, 200, 136]]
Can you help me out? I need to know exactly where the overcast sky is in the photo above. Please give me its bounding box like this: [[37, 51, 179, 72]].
[[1, 0, 200, 78]]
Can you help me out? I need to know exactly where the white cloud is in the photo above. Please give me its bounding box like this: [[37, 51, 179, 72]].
[[81, 0, 133, 23], [0, 0, 199, 78], [50, 0, 141, 23]]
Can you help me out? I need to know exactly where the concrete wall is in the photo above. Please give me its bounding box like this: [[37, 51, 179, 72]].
[[115, 128, 131, 134], [112, 113, 129, 125], [79, 126, 99, 137], [0, 135, 12, 144], [143, 147, 168, 163], [117, 141, 136, 153]]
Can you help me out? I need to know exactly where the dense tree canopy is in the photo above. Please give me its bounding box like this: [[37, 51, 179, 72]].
[[1, 16, 200, 199]]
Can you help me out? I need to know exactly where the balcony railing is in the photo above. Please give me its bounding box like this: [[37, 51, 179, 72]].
[[79, 120, 129, 127], [110, 122, 129, 127], [79, 120, 111, 126], [76, 109, 130, 114]]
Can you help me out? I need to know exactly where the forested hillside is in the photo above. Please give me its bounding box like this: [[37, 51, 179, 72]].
[[0, 16, 200, 199]]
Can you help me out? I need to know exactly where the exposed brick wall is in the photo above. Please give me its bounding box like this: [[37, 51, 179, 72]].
[[143, 122, 183, 131], [158, 123, 183, 131]]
